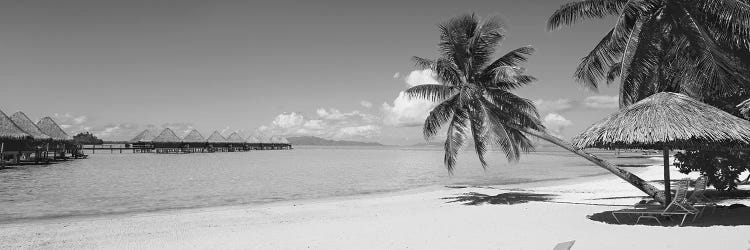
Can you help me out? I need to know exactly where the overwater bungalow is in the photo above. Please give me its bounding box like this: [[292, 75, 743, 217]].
[[0, 109, 32, 166], [152, 128, 183, 153], [246, 135, 261, 150], [36, 116, 81, 159], [268, 136, 292, 150], [10, 111, 54, 163], [129, 130, 156, 153], [181, 129, 207, 153], [206, 131, 229, 152], [226, 132, 246, 152]]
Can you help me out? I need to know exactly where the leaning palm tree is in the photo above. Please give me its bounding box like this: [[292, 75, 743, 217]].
[[407, 14, 666, 202], [548, 0, 750, 107]]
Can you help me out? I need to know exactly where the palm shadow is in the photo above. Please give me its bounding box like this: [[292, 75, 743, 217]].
[[588, 205, 750, 227], [443, 192, 555, 206]]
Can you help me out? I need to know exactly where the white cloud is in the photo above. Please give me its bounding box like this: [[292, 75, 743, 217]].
[[303, 119, 325, 130], [543, 113, 572, 137], [272, 112, 305, 128], [405, 69, 440, 86], [257, 108, 381, 140], [583, 95, 619, 109], [381, 92, 436, 127], [393, 72, 400, 79], [360, 100, 373, 108], [533, 99, 574, 114], [381, 69, 441, 127]]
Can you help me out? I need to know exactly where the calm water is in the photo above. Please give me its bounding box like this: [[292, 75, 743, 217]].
[[0, 146, 654, 223]]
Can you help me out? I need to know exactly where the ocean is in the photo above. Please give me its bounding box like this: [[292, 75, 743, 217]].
[[0, 146, 656, 223]]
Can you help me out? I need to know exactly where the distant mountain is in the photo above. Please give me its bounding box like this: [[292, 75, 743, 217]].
[[286, 136, 384, 146]]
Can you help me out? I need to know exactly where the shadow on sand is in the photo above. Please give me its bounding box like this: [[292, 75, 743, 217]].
[[588, 205, 750, 227], [442, 192, 555, 206]]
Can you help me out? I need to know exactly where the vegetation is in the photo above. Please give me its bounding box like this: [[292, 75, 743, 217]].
[[548, 0, 750, 192], [73, 132, 103, 145], [547, 0, 750, 107], [674, 88, 750, 190], [408, 14, 666, 203]]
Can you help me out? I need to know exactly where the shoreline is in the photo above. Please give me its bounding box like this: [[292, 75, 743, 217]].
[[0, 161, 639, 226], [3, 162, 747, 249]]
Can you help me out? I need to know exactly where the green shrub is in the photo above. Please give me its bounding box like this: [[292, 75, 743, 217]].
[[674, 151, 750, 191]]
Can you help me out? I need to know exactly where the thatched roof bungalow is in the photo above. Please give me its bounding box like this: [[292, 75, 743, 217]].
[[152, 128, 182, 148], [226, 132, 245, 143], [0, 109, 31, 152], [129, 130, 156, 143], [10, 112, 51, 141], [207, 131, 228, 145], [181, 129, 206, 146], [36, 117, 72, 141]]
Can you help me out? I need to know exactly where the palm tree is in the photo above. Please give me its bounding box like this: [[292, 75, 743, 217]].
[[407, 14, 667, 203], [548, 0, 750, 107]]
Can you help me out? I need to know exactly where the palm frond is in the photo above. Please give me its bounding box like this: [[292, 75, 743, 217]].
[[443, 109, 469, 173], [423, 95, 460, 139], [547, 0, 630, 30], [468, 100, 489, 169], [404, 84, 456, 102], [412, 56, 435, 70], [606, 62, 622, 84]]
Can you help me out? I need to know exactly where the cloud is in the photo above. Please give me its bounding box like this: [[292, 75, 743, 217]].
[[583, 95, 619, 109], [533, 99, 574, 114], [271, 112, 305, 128], [393, 72, 400, 79], [360, 100, 373, 108], [382, 69, 440, 127], [543, 113, 572, 137], [405, 69, 440, 86], [256, 108, 381, 140], [381, 92, 436, 127]]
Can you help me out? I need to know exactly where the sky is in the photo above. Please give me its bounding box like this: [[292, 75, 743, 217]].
[[0, 0, 625, 145]]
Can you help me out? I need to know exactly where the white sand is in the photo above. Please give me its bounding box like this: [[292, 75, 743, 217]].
[[1, 163, 749, 250]]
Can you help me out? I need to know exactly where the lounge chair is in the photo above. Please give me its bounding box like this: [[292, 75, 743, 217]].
[[688, 176, 718, 216], [552, 240, 575, 250], [612, 178, 699, 226]]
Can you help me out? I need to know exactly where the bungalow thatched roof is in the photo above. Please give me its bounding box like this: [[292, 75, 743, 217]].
[[152, 128, 181, 143], [226, 132, 245, 143], [279, 137, 290, 144], [246, 135, 261, 143], [207, 131, 227, 143], [129, 130, 156, 143], [182, 129, 206, 143], [10, 112, 51, 140], [0, 109, 30, 139], [36, 117, 72, 141], [572, 92, 750, 150]]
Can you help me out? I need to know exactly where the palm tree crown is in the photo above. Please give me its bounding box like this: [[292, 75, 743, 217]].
[[549, 0, 750, 107], [406, 14, 543, 172]]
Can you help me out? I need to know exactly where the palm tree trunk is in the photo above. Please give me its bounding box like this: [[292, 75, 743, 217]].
[[520, 128, 667, 204]]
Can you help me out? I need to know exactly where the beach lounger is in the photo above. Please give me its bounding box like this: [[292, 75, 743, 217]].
[[612, 179, 699, 226], [689, 176, 717, 216], [552, 240, 575, 250]]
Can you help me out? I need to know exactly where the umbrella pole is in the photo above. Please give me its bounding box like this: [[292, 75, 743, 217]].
[[663, 148, 671, 205]]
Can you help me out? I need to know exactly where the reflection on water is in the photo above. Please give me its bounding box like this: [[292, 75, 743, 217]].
[[0, 146, 654, 222]]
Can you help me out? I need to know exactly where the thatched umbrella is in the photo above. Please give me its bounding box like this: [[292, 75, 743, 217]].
[[572, 92, 750, 204]]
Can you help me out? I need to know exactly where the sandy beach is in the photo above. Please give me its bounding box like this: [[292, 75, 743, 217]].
[[1, 162, 749, 250]]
